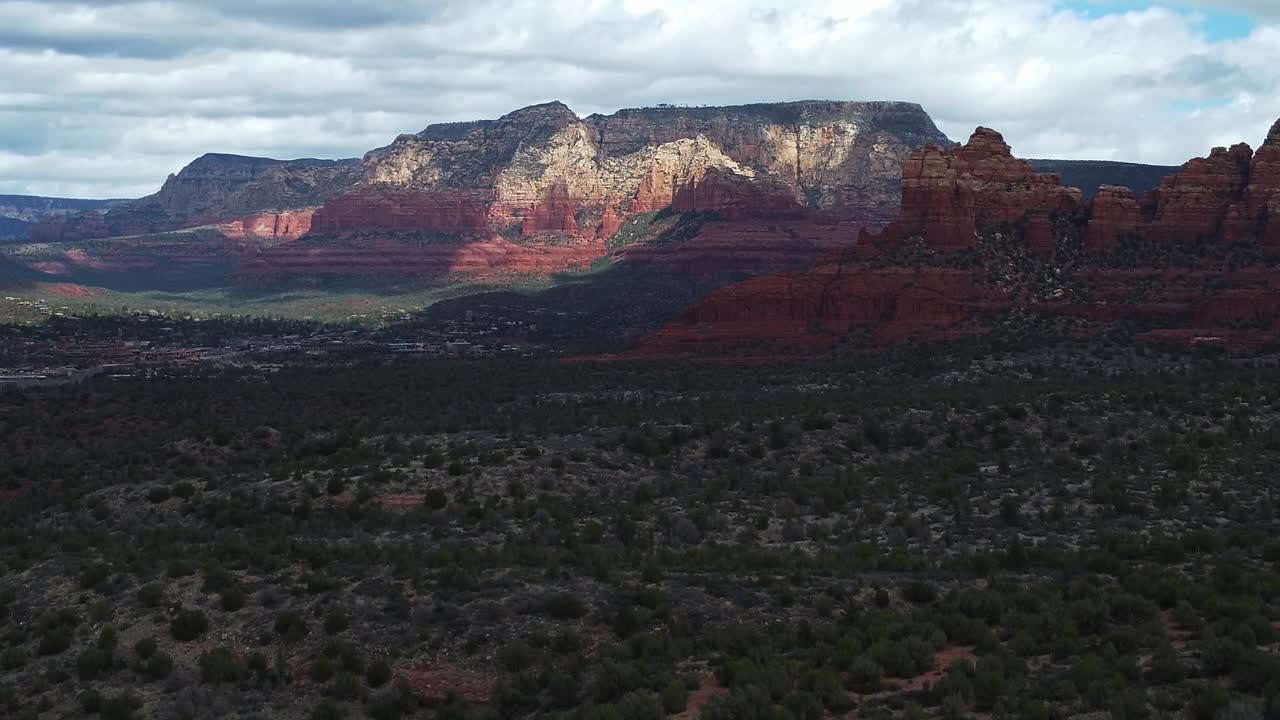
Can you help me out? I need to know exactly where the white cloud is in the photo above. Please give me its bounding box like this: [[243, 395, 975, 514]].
[[0, 0, 1276, 197]]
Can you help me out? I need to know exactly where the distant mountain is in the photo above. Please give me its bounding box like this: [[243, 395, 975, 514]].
[[31, 155, 362, 243], [21, 100, 956, 288], [0, 194, 125, 243], [1027, 159, 1179, 199]]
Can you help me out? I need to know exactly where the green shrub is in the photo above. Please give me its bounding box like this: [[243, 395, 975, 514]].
[[331, 671, 363, 700], [220, 586, 246, 612], [136, 583, 166, 608], [313, 698, 348, 720], [79, 563, 112, 590], [662, 680, 689, 714], [275, 609, 309, 641], [498, 641, 536, 672], [99, 693, 137, 720], [546, 592, 587, 619], [324, 609, 350, 635], [37, 627, 72, 656], [366, 659, 393, 688], [133, 637, 157, 660], [846, 656, 883, 694], [79, 689, 103, 713], [618, 690, 663, 720], [248, 651, 270, 677], [423, 488, 448, 510], [313, 656, 336, 683], [199, 647, 246, 684], [144, 652, 174, 680], [77, 647, 110, 680], [0, 646, 28, 670], [170, 608, 209, 642]]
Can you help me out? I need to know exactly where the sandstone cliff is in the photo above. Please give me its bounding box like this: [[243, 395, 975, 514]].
[[317, 100, 951, 240], [261, 101, 953, 281]]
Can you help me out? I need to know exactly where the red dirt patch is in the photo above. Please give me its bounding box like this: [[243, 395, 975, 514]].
[[396, 664, 495, 705], [330, 494, 423, 511], [42, 283, 99, 300], [1164, 611, 1193, 651], [675, 674, 728, 720], [378, 494, 426, 511], [881, 645, 977, 692]]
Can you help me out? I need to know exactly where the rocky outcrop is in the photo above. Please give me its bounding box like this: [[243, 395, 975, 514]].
[[1084, 186, 1142, 252], [218, 209, 317, 243], [1144, 143, 1253, 246], [859, 128, 1083, 253], [1248, 120, 1280, 253], [33, 155, 362, 241], [642, 117, 1280, 357]]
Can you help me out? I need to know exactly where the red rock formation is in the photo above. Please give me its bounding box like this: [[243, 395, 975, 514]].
[[1144, 143, 1253, 245], [1248, 120, 1280, 253], [640, 117, 1280, 358], [859, 128, 1083, 253], [642, 263, 1012, 354], [219, 209, 316, 242], [1085, 186, 1142, 252], [598, 206, 624, 239], [520, 183, 579, 237]]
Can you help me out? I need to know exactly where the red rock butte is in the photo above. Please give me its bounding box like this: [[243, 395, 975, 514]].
[[642, 117, 1280, 356]]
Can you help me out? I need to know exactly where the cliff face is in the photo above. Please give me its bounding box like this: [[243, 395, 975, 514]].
[[320, 100, 951, 240], [261, 101, 953, 281], [643, 117, 1280, 356], [32, 155, 362, 242]]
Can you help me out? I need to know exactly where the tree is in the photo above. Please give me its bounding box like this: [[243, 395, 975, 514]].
[[77, 647, 110, 680], [275, 609, 309, 642], [171, 608, 209, 642], [200, 647, 246, 684], [366, 659, 393, 688]]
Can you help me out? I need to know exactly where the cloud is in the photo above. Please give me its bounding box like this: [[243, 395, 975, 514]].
[[0, 0, 1276, 197]]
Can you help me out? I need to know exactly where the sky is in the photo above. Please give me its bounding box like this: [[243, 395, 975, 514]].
[[0, 0, 1276, 198]]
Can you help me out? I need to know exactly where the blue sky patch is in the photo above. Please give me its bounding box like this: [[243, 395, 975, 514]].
[[1059, 1, 1256, 41]]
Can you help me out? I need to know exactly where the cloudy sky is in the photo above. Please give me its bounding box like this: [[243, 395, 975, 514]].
[[0, 0, 1277, 198]]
